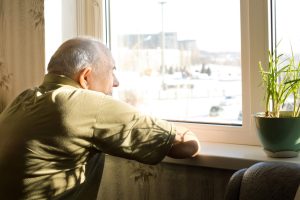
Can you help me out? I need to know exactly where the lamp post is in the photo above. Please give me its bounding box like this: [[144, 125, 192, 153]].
[[159, 1, 166, 75]]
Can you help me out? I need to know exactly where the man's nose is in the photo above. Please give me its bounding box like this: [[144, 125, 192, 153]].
[[113, 74, 119, 87]]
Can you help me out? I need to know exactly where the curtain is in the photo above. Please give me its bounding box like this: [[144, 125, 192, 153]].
[[0, 0, 45, 113]]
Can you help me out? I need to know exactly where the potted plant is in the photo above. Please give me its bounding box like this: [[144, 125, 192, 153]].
[[255, 47, 300, 158]]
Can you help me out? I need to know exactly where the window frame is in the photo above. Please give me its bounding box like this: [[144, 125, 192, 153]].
[[103, 0, 269, 146]]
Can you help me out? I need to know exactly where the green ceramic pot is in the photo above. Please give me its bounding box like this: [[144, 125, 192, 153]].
[[254, 112, 300, 158]]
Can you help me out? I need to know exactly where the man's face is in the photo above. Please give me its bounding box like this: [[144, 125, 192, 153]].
[[89, 58, 119, 95]]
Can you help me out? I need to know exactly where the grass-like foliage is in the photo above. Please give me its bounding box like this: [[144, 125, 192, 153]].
[[259, 46, 300, 118]]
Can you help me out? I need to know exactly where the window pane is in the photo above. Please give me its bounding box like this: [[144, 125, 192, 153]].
[[110, 0, 242, 124], [275, 0, 300, 110], [275, 0, 300, 56]]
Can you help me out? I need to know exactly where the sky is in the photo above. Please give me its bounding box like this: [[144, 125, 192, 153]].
[[110, 0, 241, 52], [276, 0, 300, 54]]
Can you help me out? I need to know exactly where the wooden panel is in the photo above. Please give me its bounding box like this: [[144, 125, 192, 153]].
[[98, 155, 235, 200]]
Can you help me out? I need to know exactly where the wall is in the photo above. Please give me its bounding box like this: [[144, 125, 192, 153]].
[[98, 155, 234, 200], [0, 0, 45, 111], [44, 0, 103, 66], [44, 0, 78, 66]]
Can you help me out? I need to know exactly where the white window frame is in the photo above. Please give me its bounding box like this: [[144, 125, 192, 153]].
[[100, 0, 269, 146], [178, 0, 269, 145]]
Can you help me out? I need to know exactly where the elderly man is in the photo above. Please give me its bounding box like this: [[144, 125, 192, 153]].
[[0, 37, 200, 200]]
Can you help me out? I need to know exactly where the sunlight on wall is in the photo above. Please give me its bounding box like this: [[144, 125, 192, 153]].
[[44, 0, 62, 71]]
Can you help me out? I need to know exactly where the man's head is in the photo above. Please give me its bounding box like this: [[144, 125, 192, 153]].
[[47, 37, 119, 95]]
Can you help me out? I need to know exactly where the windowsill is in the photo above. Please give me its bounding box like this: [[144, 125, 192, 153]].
[[163, 142, 300, 170]]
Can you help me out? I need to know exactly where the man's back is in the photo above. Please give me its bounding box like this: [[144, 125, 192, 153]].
[[0, 37, 201, 200], [0, 74, 176, 199], [0, 81, 100, 199]]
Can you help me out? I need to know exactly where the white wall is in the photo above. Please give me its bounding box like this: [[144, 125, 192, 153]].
[[44, 0, 77, 70]]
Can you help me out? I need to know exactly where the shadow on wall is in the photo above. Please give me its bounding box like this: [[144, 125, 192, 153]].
[[0, 60, 12, 113], [99, 155, 235, 200]]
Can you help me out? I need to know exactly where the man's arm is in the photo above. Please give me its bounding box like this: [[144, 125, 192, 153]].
[[167, 126, 201, 159]]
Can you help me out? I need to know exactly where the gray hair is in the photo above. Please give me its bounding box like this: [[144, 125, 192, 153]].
[[47, 37, 112, 78]]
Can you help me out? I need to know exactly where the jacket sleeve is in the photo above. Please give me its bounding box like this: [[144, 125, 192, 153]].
[[91, 96, 176, 165]]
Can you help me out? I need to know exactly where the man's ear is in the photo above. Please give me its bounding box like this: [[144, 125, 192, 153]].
[[78, 67, 92, 89]]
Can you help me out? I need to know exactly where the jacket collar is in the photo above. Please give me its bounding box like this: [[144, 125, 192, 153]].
[[42, 73, 82, 88]]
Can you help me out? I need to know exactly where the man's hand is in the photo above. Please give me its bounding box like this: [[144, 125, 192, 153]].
[[167, 126, 201, 159]]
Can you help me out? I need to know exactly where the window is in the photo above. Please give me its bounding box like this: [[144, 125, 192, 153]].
[[44, 0, 268, 145], [272, 0, 300, 57], [109, 0, 242, 125], [268, 0, 300, 113], [105, 0, 268, 145]]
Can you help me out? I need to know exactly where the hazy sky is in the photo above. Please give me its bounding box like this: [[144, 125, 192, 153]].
[[110, 0, 241, 52], [276, 0, 300, 54]]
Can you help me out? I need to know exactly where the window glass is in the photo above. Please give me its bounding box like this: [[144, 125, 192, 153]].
[[110, 0, 242, 124], [274, 0, 300, 110], [275, 0, 300, 56]]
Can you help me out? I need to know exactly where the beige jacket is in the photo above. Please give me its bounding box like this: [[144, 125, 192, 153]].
[[0, 74, 176, 200]]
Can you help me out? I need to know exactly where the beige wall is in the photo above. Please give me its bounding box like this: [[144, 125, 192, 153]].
[[0, 0, 45, 111]]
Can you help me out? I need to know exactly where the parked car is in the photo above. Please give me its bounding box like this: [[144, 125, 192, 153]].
[[209, 96, 242, 122], [209, 106, 224, 117]]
